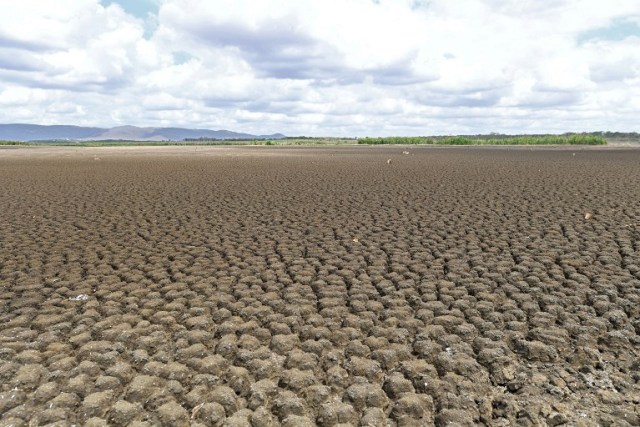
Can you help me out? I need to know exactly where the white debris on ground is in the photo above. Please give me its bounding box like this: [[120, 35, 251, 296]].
[[69, 294, 89, 301]]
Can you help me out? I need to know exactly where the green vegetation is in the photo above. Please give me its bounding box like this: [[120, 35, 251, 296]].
[[257, 137, 356, 145], [1, 133, 612, 147], [0, 140, 29, 146], [357, 133, 607, 145]]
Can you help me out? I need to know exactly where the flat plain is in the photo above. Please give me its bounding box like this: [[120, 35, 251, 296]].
[[1, 146, 639, 426]]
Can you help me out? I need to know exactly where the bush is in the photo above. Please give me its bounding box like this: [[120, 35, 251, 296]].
[[357, 134, 606, 146], [0, 140, 29, 146]]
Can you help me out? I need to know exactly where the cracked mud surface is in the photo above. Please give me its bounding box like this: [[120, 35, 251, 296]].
[[1, 146, 639, 426]]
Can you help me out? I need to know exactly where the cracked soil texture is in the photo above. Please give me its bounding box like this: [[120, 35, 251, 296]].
[[0, 146, 639, 426]]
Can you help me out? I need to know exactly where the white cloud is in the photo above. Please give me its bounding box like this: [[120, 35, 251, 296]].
[[0, 0, 639, 135]]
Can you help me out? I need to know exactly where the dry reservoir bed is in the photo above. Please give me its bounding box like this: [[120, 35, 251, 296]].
[[0, 146, 639, 427]]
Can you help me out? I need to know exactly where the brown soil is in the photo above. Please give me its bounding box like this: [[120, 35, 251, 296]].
[[1, 146, 639, 426]]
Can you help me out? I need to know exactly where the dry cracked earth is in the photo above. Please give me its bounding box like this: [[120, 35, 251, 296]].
[[0, 146, 639, 427]]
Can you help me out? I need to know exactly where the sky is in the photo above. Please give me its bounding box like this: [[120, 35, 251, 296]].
[[0, 0, 639, 136]]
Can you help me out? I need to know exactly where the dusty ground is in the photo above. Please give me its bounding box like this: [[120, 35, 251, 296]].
[[0, 146, 639, 427]]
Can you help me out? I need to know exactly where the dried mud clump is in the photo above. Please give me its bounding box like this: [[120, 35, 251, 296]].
[[1, 146, 640, 425]]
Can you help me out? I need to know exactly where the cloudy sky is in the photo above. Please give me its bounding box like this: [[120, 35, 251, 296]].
[[1, 0, 639, 136]]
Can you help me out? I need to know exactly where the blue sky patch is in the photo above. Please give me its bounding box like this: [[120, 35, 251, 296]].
[[173, 51, 194, 65], [578, 17, 640, 44], [101, 0, 159, 37], [100, 0, 159, 19]]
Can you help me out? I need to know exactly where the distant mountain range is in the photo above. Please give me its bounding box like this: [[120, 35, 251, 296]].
[[0, 124, 286, 141]]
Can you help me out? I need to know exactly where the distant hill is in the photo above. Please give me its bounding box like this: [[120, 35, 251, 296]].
[[0, 124, 285, 141]]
